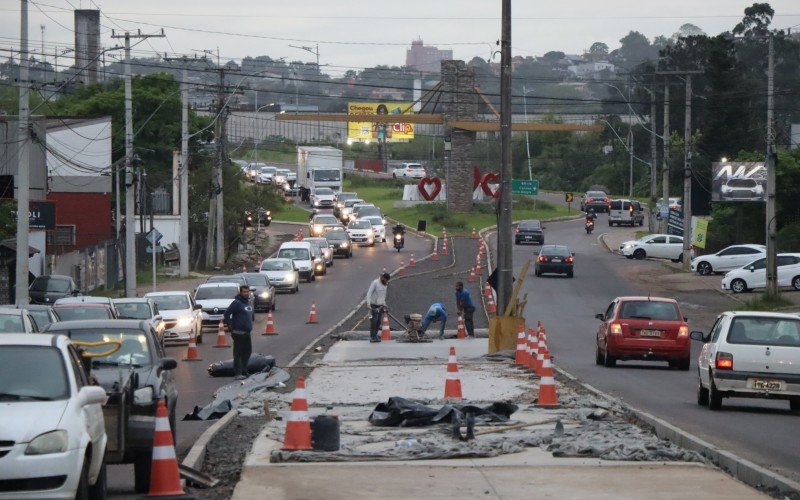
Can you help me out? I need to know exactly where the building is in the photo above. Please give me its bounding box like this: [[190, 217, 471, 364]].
[[74, 9, 101, 85], [405, 38, 453, 74], [567, 61, 616, 79]]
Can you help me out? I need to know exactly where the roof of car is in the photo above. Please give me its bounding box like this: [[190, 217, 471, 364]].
[[0, 333, 63, 346], [54, 296, 112, 304], [262, 257, 293, 262], [0, 307, 23, 315], [280, 241, 313, 248], [44, 319, 150, 331], [614, 296, 679, 303], [21, 304, 54, 311], [722, 311, 800, 320], [197, 282, 240, 288], [113, 298, 152, 303], [33, 274, 72, 281], [145, 291, 190, 297], [52, 302, 112, 309]]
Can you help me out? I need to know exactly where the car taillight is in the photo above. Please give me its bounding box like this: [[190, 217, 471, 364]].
[[565, 256, 574, 263], [678, 326, 689, 337], [715, 352, 733, 370], [587, 197, 594, 203], [610, 323, 623, 335], [515, 228, 520, 234], [537, 256, 547, 263], [604, 197, 610, 204]]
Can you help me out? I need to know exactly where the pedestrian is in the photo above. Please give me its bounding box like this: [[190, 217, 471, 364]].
[[366, 272, 391, 343], [421, 302, 448, 340], [223, 285, 254, 380], [455, 281, 476, 338]]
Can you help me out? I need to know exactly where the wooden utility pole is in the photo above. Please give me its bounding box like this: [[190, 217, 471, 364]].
[[765, 33, 777, 297], [661, 81, 670, 234], [497, 0, 513, 313]]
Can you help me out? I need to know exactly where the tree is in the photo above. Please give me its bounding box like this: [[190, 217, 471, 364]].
[[615, 31, 657, 69], [586, 42, 609, 61], [733, 3, 774, 37], [672, 23, 706, 43]]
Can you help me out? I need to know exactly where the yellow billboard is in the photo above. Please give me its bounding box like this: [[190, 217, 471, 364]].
[[347, 102, 415, 143]]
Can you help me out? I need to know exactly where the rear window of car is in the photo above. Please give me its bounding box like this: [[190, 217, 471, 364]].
[[541, 246, 570, 257], [586, 191, 606, 198], [0, 314, 24, 332], [727, 317, 800, 347], [278, 248, 310, 261], [610, 201, 632, 211], [313, 216, 339, 224], [149, 295, 189, 311], [195, 286, 238, 300], [619, 301, 681, 321], [54, 307, 112, 321], [519, 221, 541, 230]]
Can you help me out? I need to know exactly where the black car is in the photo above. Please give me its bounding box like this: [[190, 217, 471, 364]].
[[42, 319, 178, 493], [534, 245, 574, 278], [515, 219, 544, 245], [325, 229, 353, 258], [580, 190, 609, 213], [239, 272, 276, 312], [28, 274, 79, 304]]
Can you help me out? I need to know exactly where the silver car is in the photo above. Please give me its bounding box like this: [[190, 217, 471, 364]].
[[259, 258, 300, 294]]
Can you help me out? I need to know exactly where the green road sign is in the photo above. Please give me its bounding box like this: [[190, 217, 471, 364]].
[[511, 179, 539, 196]]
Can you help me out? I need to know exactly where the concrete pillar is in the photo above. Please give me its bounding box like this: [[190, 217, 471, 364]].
[[441, 60, 477, 213]]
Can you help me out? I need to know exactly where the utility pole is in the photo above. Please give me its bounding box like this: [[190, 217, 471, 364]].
[[627, 79, 634, 198], [661, 81, 670, 234], [497, 0, 513, 314], [15, 0, 30, 307], [111, 28, 165, 297], [214, 68, 227, 267], [650, 84, 658, 203], [765, 33, 777, 297], [682, 74, 693, 271], [523, 84, 533, 181]]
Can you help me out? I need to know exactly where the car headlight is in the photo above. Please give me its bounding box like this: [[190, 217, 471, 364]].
[[176, 317, 193, 328], [134, 386, 154, 405], [285, 272, 295, 281], [260, 291, 269, 299], [26, 430, 68, 455], [340, 242, 349, 248], [382, 219, 386, 224]]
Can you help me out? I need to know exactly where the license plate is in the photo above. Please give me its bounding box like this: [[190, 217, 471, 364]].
[[639, 330, 662, 337], [750, 379, 784, 391], [551, 258, 561, 262], [524, 236, 531, 240]]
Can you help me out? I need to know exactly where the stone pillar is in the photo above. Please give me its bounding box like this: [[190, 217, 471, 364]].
[[441, 60, 477, 213]]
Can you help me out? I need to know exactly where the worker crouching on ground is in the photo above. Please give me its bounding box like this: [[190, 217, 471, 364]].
[[421, 302, 447, 340], [455, 281, 476, 338]]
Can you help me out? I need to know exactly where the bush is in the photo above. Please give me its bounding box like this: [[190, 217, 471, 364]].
[[427, 203, 468, 230], [777, 223, 800, 252]]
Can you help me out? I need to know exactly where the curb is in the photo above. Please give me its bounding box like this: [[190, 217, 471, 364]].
[[554, 366, 800, 498], [181, 409, 236, 471]]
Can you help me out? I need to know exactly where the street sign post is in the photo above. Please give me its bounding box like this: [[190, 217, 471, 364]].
[[511, 179, 539, 196], [565, 192, 573, 212], [145, 228, 163, 294]]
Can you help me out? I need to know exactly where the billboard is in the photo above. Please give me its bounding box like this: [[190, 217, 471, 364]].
[[347, 102, 414, 143], [711, 162, 766, 202]]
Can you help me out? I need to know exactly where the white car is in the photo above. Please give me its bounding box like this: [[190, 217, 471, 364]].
[[391, 163, 427, 180], [259, 258, 300, 294], [360, 215, 386, 242], [721, 253, 800, 293], [277, 241, 317, 282], [311, 187, 336, 209], [194, 282, 239, 330], [691, 244, 766, 276], [258, 166, 278, 185], [619, 234, 689, 262], [340, 198, 365, 222], [692, 311, 800, 412], [144, 291, 203, 344], [246, 162, 265, 181], [346, 219, 375, 246], [720, 177, 765, 201], [274, 168, 291, 186], [0, 334, 108, 499]]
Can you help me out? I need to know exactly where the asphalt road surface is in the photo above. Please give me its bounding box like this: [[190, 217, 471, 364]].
[[508, 213, 799, 483], [108, 220, 430, 497]]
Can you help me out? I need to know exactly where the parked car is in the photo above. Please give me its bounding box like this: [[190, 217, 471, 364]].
[[194, 282, 240, 329], [656, 197, 682, 219], [240, 272, 276, 312], [325, 229, 353, 258], [692, 311, 800, 411], [42, 319, 178, 493], [304, 237, 334, 267], [596, 296, 691, 370], [346, 219, 375, 246], [311, 187, 336, 209], [515, 219, 544, 245], [259, 258, 300, 293], [340, 198, 365, 222], [277, 241, 316, 282], [0, 333, 108, 499], [310, 214, 341, 237], [608, 199, 645, 227], [258, 166, 278, 185], [721, 253, 800, 293], [53, 302, 117, 322], [359, 215, 386, 242], [690, 244, 766, 275], [534, 245, 574, 278], [720, 177, 764, 201], [619, 234, 689, 263], [0, 307, 39, 333], [22, 304, 59, 330], [114, 298, 166, 340], [580, 190, 609, 213], [28, 274, 79, 304], [391, 163, 427, 180], [144, 291, 203, 344]]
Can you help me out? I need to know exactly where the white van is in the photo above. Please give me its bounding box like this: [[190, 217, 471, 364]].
[[609, 199, 644, 227], [277, 242, 323, 282]]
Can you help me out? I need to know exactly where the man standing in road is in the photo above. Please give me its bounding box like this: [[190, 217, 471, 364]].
[[366, 272, 391, 343], [421, 302, 448, 340], [223, 285, 254, 380], [455, 281, 476, 338]]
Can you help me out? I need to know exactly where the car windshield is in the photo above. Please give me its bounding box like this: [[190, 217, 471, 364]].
[[0, 314, 24, 333], [726, 178, 757, 187], [69, 329, 152, 366], [278, 248, 310, 261], [0, 346, 69, 401], [262, 260, 292, 271], [261, 167, 277, 174], [207, 276, 245, 286], [115, 302, 152, 320], [349, 220, 372, 229], [586, 191, 606, 198], [364, 217, 383, 225], [149, 295, 189, 311], [243, 274, 268, 286], [542, 247, 571, 257], [313, 170, 340, 182], [314, 216, 339, 224], [30, 277, 70, 293], [315, 188, 334, 195], [727, 317, 800, 347], [54, 307, 112, 321], [345, 200, 364, 207], [619, 301, 680, 321], [195, 287, 237, 300], [28, 310, 53, 328]]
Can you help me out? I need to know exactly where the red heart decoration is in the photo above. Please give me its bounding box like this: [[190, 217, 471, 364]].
[[481, 173, 501, 199], [473, 166, 481, 190], [418, 176, 442, 201]]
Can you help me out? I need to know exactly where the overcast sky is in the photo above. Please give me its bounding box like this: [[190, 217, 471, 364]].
[[2, 1, 799, 75]]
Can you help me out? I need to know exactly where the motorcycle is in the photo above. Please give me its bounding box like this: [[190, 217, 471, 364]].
[[392, 225, 406, 252], [585, 219, 594, 234]]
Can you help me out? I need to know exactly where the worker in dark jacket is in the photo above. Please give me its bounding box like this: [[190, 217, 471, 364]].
[[455, 281, 476, 338], [223, 285, 254, 380]]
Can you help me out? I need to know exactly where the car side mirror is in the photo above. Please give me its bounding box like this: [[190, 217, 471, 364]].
[[154, 315, 163, 323], [78, 385, 107, 406], [71, 290, 80, 297], [689, 331, 707, 342], [193, 304, 202, 310], [160, 358, 178, 371], [595, 313, 604, 321], [749, 266, 754, 272]]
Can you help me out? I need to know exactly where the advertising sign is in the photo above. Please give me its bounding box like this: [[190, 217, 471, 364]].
[[667, 209, 684, 237], [691, 217, 709, 249], [711, 162, 766, 202], [347, 102, 414, 143], [9, 200, 56, 230]]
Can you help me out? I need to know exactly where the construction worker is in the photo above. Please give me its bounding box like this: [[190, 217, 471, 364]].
[[223, 285, 254, 380], [366, 272, 391, 343], [421, 302, 448, 340], [455, 281, 476, 338]]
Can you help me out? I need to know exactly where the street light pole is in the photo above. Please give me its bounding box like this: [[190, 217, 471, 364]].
[[16, 0, 31, 307], [497, 0, 513, 315]]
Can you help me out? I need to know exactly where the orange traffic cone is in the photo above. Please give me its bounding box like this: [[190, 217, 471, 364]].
[[146, 400, 187, 498], [536, 352, 560, 408], [515, 328, 526, 365], [525, 329, 537, 370], [380, 313, 392, 341], [306, 301, 318, 324], [283, 377, 312, 450], [409, 254, 416, 267], [263, 310, 278, 335], [441, 238, 449, 255], [537, 320, 543, 330], [213, 320, 229, 348], [475, 260, 482, 274], [483, 282, 492, 298], [182, 332, 202, 361], [468, 267, 477, 283], [471, 227, 477, 239], [456, 315, 467, 339], [432, 249, 439, 261], [444, 346, 463, 400], [486, 294, 497, 314], [399, 262, 407, 276], [535, 336, 548, 375]]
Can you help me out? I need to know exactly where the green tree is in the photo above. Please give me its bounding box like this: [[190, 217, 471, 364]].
[[733, 3, 775, 37]]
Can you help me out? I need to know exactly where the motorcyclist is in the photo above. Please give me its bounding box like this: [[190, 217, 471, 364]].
[[392, 223, 406, 235], [586, 208, 597, 221]]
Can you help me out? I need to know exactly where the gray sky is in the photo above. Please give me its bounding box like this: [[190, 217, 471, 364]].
[[2, 1, 800, 75]]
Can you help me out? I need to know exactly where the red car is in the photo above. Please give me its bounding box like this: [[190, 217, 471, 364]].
[[595, 296, 690, 370]]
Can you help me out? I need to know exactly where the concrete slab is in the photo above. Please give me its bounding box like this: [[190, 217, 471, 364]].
[[323, 337, 489, 363]]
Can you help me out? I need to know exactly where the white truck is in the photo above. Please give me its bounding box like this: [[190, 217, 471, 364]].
[[297, 146, 343, 193]]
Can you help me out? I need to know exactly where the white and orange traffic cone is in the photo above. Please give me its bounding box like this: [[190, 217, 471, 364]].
[[182, 331, 202, 361], [535, 336, 548, 375], [147, 400, 188, 497], [441, 238, 449, 255], [468, 267, 477, 283], [409, 254, 416, 267], [380, 313, 392, 341], [471, 227, 477, 239], [432, 249, 439, 261], [283, 377, 312, 450], [483, 282, 492, 298], [475, 260, 482, 275], [515, 328, 526, 365], [536, 352, 560, 408], [399, 261, 406, 276], [444, 346, 463, 400], [456, 315, 467, 339], [527, 328, 539, 371], [242, 265, 247, 273], [306, 300, 318, 324], [213, 320, 229, 348], [263, 310, 278, 335], [486, 294, 497, 314]]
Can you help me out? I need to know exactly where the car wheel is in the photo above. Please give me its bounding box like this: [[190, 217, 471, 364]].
[[697, 261, 713, 276], [567, 271, 574, 278], [603, 349, 616, 368], [76, 456, 90, 500], [292, 284, 299, 294], [792, 275, 800, 291], [730, 278, 747, 294], [708, 374, 723, 411], [625, 255, 634, 259], [677, 253, 684, 263], [633, 249, 646, 260], [133, 452, 152, 494], [595, 345, 605, 365], [535, 270, 541, 277], [696, 378, 709, 406]]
